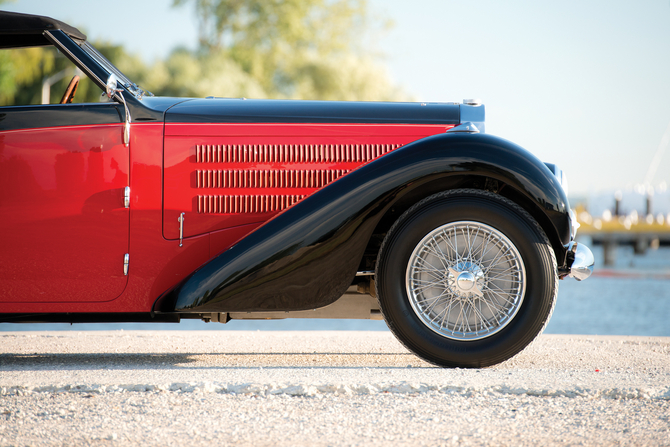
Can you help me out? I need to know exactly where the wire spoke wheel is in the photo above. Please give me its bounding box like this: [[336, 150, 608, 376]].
[[406, 221, 526, 341], [376, 189, 557, 368]]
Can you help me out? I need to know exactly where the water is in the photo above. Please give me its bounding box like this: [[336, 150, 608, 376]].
[[545, 241, 670, 336], [2, 241, 669, 336]]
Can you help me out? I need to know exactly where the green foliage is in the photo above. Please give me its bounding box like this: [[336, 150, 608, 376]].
[[0, 0, 406, 105], [0, 43, 137, 106], [0, 47, 56, 106], [172, 0, 405, 101], [0, 51, 17, 104], [287, 54, 405, 101], [141, 48, 267, 98]]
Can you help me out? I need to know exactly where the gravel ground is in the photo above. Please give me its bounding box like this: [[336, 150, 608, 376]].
[[1, 331, 669, 446]]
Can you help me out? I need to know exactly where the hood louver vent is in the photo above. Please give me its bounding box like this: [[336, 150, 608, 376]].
[[195, 143, 400, 164], [196, 169, 350, 189], [163, 122, 451, 241], [194, 143, 401, 215], [198, 194, 307, 214]]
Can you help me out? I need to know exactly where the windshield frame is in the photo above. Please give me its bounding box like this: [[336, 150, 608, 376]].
[[78, 41, 151, 99]]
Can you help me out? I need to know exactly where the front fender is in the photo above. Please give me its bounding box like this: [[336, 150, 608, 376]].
[[156, 133, 569, 314]]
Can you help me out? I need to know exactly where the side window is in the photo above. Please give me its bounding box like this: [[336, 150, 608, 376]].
[[0, 46, 105, 107]]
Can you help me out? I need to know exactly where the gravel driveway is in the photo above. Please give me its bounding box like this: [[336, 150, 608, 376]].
[[1, 331, 669, 446]]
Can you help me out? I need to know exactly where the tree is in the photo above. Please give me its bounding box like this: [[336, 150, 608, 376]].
[[140, 49, 266, 99], [0, 1, 406, 105], [0, 47, 57, 106], [172, 0, 406, 101], [0, 43, 147, 106]]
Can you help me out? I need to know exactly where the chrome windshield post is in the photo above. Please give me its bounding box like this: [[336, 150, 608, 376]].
[[106, 74, 131, 147]]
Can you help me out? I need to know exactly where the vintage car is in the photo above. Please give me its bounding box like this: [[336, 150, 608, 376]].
[[0, 11, 593, 367]]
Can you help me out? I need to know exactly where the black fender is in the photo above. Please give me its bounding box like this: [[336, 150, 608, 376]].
[[156, 132, 570, 314]]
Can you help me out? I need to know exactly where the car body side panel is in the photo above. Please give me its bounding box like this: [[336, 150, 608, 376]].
[[163, 123, 453, 241], [0, 124, 211, 313], [123, 124, 211, 310], [158, 132, 570, 314], [0, 122, 129, 304]]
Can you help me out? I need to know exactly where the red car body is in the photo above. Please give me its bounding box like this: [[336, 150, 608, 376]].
[[1, 121, 448, 313], [0, 11, 593, 367]]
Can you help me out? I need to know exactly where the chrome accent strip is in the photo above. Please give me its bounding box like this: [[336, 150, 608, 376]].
[[124, 186, 130, 209], [356, 271, 375, 276], [81, 41, 147, 99], [124, 118, 130, 146], [178, 213, 185, 247], [123, 253, 129, 276], [105, 74, 132, 146], [447, 122, 480, 134], [117, 90, 131, 147], [567, 242, 594, 281]]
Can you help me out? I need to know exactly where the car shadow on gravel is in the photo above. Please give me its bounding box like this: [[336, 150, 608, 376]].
[[0, 352, 433, 370]]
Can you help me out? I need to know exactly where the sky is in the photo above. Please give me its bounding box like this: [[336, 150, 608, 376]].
[[4, 0, 670, 198]]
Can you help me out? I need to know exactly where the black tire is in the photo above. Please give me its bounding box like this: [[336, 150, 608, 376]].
[[376, 189, 557, 368]]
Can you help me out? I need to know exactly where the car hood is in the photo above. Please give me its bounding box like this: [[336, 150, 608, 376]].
[[164, 97, 461, 125]]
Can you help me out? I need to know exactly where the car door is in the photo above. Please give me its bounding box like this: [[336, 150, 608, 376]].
[[0, 103, 130, 303]]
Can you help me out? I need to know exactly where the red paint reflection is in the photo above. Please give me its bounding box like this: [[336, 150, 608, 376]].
[[0, 124, 129, 303]]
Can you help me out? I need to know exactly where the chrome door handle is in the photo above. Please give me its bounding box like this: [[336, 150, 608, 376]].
[[178, 212, 185, 247]]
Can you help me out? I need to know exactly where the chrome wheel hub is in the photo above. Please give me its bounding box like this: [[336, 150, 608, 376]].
[[448, 262, 485, 297], [406, 221, 526, 341]]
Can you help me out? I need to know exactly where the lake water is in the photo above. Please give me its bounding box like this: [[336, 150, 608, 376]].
[[2, 240, 669, 336]]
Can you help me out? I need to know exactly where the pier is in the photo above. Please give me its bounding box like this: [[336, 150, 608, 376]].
[[575, 206, 670, 265]]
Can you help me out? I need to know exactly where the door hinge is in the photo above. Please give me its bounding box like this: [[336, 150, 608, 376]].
[[124, 186, 130, 209], [123, 253, 129, 276]]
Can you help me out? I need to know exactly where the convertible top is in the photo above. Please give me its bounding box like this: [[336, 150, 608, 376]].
[[0, 10, 86, 49]]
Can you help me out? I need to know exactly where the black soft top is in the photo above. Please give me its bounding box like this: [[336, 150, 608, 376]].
[[0, 10, 86, 49]]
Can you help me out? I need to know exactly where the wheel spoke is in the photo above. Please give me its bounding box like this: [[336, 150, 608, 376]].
[[482, 285, 519, 308], [481, 245, 517, 275], [486, 265, 522, 280], [413, 256, 445, 277], [416, 293, 445, 309], [423, 289, 451, 314], [406, 220, 526, 341], [469, 299, 495, 330], [428, 236, 452, 270], [476, 296, 506, 326], [411, 278, 445, 294]]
